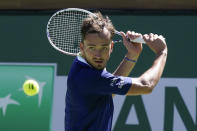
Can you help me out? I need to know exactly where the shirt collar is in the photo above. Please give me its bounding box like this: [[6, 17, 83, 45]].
[[77, 53, 107, 71], [77, 54, 91, 66]]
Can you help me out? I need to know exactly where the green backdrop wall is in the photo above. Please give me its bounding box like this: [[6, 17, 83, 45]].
[[0, 11, 197, 77]]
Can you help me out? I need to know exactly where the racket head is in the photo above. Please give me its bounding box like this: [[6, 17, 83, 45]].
[[47, 8, 96, 56]]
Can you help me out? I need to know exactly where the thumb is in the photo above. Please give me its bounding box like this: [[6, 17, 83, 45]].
[[120, 32, 127, 42]]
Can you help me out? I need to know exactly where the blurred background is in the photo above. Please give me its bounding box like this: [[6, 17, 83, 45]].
[[0, 0, 197, 131]]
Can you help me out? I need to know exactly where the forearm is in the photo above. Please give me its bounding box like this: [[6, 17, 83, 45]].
[[112, 54, 139, 97], [140, 50, 167, 89], [113, 53, 139, 77], [126, 50, 167, 96]]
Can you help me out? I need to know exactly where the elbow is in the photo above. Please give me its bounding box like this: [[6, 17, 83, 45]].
[[127, 78, 156, 96], [141, 79, 155, 94], [144, 87, 153, 94]]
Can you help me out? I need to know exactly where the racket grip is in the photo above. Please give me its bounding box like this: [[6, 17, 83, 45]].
[[115, 30, 145, 44], [129, 37, 146, 44]]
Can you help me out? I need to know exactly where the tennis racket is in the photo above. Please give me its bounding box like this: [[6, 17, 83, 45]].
[[47, 8, 145, 56]]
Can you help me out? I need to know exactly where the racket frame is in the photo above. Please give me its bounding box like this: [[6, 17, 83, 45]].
[[46, 8, 145, 56]]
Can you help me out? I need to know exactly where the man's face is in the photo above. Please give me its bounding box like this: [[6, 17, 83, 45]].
[[80, 29, 113, 70]]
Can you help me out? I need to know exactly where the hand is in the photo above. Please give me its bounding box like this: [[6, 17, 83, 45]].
[[143, 33, 167, 55], [120, 31, 143, 60]]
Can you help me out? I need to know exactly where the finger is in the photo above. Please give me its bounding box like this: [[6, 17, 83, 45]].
[[131, 31, 135, 36], [143, 34, 149, 41], [126, 31, 131, 36], [132, 33, 143, 43], [150, 33, 154, 36], [154, 34, 158, 39], [149, 33, 154, 41], [126, 31, 134, 40], [128, 31, 142, 40], [158, 35, 165, 40], [126, 31, 135, 35], [120, 31, 126, 38], [120, 31, 128, 42], [135, 33, 142, 38]]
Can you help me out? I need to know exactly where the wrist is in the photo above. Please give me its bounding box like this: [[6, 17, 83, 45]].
[[124, 56, 137, 63], [125, 53, 139, 61], [156, 48, 168, 57]]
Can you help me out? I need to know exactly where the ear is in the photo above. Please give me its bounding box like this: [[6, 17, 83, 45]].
[[110, 41, 114, 53], [80, 42, 84, 51], [80, 42, 84, 55]]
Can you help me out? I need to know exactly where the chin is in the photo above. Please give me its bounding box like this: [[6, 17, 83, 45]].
[[94, 65, 105, 70], [96, 67, 104, 70]]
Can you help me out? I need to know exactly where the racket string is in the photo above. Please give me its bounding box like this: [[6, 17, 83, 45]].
[[48, 10, 89, 54], [48, 9, 125, 55]]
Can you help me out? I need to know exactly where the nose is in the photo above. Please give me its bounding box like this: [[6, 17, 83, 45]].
[[94, 49, 102, 58]]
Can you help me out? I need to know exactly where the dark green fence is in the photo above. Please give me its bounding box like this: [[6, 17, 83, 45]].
[[1, 11, 197, 77]]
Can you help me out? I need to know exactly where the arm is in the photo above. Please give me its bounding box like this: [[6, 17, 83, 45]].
[[127, 33, 168, 95], [113, 53, 138, 76], [113, 31, 143, 76], [112, 31, 143, 97]]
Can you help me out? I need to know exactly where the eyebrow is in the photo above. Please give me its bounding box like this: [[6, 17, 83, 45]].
[[87, 43, 109, 46]]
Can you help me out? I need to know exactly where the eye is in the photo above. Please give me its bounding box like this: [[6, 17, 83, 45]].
[[88, 46, 95, 50], [103, 47, 108, 50]]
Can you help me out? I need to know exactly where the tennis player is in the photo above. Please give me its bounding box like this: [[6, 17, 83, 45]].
[[65, 12, 167, 131]]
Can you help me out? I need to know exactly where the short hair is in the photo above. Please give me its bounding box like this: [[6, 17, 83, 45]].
[[81, 12, 115, 42]]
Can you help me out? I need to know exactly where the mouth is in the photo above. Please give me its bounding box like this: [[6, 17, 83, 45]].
[[93, 59, 104, 64]]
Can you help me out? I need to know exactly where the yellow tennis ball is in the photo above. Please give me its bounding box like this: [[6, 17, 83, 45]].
[[23, 79, 39, 96]]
